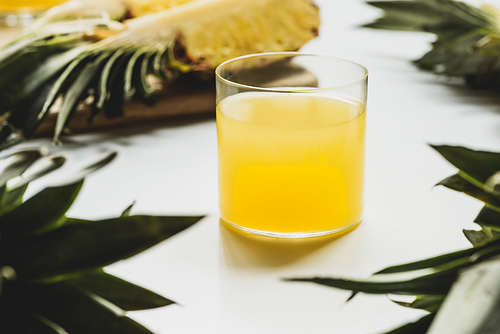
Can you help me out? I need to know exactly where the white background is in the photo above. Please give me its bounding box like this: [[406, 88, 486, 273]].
[[7, 0, 500, 333]]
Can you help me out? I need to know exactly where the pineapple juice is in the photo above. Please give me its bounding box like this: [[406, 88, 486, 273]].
[[217, 93, 366, 235]]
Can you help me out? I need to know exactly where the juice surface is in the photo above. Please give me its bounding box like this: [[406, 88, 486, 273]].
[[217, 93, 366, 235]]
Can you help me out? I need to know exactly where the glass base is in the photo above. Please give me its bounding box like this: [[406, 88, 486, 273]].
[[220, 218, 362, 239]]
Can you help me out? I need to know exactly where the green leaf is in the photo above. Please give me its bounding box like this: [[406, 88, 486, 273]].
[[363, 1, 444, 32], [9, 155, 66, 191], [286, 239, 500, 296], [1, 215, 203, 281], [0, 149, 45, 209], [0, 148, 43, 188], [376, 248, 477, 274], [62, 217, 91, 225], [364, 1, 500, 90], [0, 153, 83, 237], [0, 155, 67, 216], [54, 52, 111, 144], [91, 49, 127, 122], [7, 75, 63, 139], [0, 44, 82, 114], [0, 185, 26, 216], [392, 295, 444, 313], [463, 228, 499, 246], [0, 301, 63, 334], [377, 237, 500, 274], [66, 270, 173, 311], [414, 29, 490, 75], [432, 145, 500, 192], [121, 201, 135, 218], [100, 51, 132, 119], [383, 313, 435, 334], [410, 295, 443, 313], [474, 206, 500, 229], [4, 281, 154, 334], [285, 273, 454, 295], [37, 53, 91, 125], [365, 0, 495, 34], [0, 180, 83, 238], [124, 48, 150, 100], [436, 174, 500, 211]]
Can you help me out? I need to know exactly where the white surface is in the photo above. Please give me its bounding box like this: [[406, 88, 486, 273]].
[[15, 1, 500, 333]]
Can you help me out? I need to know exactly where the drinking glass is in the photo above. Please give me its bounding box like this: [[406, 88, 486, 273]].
[[216, 52, 368, 238]]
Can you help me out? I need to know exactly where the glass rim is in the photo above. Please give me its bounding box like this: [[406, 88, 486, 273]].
[[215, 52, 368, 92]]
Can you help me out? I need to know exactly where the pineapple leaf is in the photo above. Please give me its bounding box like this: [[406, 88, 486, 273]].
[[363, 1, 444, 32], [285, 272, 455, 295], [0, 149, 44, 188], [121, 201, 135, 217], [285, 238, 500, 298], [35, 54, 90, 128], [1, 215, 203, 281], [0, 46, 86, 116], [463, 227, 500, 246], [391, 295, 444, 313], [9, 155, 66, 191], [102, 52, 130, 119], [382, 313, 435, 334], [436, 174, 500, 210], [54, 52, 112, 144], [0, 156, 66, 216], [124, 48, 150, 99], [0, 151, 116, 239], [0, 181, 83, 239], [377, 237, 500, 275], [432, 145, 500, 194], [376, 247, 477, 274], [62, 217, 92, 225], [0, 147, 202, 333], [6, 75, 63, 140], [66, 270, 174, 311], [364, 0, 500, 90], [0, 301, 63, 334], [92, 48, 127, 122], [287, 143, 500, 333], [0, 148, 46, 210], [474, 206, 500, 229], [5, 281, 155, 334], [408, 295, 444, 313], [365, 0, 496, 34]]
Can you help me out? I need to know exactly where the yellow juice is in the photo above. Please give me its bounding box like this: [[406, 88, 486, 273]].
[[217, 93, 366, 235]]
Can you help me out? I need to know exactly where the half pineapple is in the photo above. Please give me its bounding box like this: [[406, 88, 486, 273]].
[[0, 0, 320, 145]]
